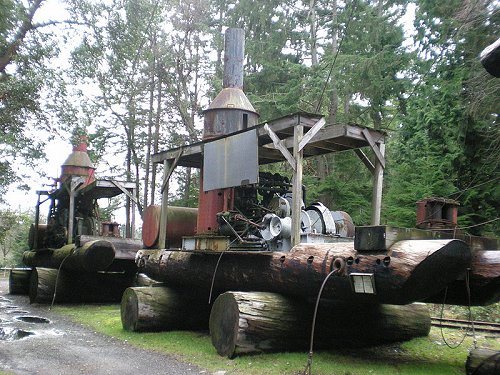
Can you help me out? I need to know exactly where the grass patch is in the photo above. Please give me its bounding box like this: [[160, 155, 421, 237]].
[[52, 303, 500, 375]]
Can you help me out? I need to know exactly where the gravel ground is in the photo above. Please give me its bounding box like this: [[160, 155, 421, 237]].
[[0, 274, 207, 375]]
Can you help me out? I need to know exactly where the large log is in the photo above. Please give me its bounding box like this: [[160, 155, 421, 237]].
[[137, 239, 471, 305], [29, 267, 135, 304], [23, 240, 115, 273], [465, 348, 500, 375], [423, 250, 500, 305], [120, 286, 210, 332], [209, 291, 431, 358], [8, 268, 32, 295], [76, 235, 143, 261]]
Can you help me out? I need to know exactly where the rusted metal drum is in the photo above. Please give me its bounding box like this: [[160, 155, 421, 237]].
[[142, 205, 198, 249]]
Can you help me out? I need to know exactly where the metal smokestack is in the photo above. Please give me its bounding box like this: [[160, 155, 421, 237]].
[[223, 28, 245, 89], [203, 28, 259, 140]]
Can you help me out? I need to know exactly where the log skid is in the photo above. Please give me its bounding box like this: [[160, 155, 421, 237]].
[[23, 240, 115, 273], [120, 286, 210, 332], [209, 291, 431, 358], [8, 268, 32, 295], [137, 239, 471, 305]]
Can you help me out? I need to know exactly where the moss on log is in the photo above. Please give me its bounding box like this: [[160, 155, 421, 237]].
[[120, 286, 210, 332], [23, 240, 115, 273], [8, 268, 32, 295], [29, 267, 134, 304]]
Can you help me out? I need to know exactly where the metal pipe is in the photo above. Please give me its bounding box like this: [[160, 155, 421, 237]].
[[223, 28, 245, 89]]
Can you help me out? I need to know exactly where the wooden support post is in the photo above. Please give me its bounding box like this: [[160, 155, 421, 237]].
[[371, 143, 385, 225], [67, 177, 83, 244], [291, 124, 303, 247], [158, 160, 171, 249]]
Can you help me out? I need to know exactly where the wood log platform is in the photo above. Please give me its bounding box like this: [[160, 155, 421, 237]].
[[137, 239, 471, 305], [209, 291, 431, 358], [120, 286, 210, 332], [23, 240, 115, 273]]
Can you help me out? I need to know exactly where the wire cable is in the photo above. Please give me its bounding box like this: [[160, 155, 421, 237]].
[[315, 0, 358, 113], [302, 262, 341, 375]]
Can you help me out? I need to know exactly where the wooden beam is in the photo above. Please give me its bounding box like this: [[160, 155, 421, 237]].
[[263, 124, 296, 171], [354, 149, 375, 173], [362, 128, 386, 169], [158, 160, 171, 249], [110, 180, 138, 204], [291, 125, 303, 247], [298, 117, 326, 151], [161, 149, 183, 193], [371, 143, 385, 225]]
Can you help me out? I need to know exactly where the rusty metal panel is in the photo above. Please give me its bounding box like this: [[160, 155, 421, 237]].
[[203, 130, 258, 191]]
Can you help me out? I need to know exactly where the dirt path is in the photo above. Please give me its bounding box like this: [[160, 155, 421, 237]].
[[0, 275, 207, 375]]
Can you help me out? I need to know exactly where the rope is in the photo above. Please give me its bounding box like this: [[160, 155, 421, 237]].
[[49, 248, 75, 310], [302, 263, 341, 375], [207, 238, 237, 304], [438, 269, 474, 349]]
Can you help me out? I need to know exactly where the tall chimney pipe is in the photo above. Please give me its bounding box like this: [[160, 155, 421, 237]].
[[223, 28, 245, 89]]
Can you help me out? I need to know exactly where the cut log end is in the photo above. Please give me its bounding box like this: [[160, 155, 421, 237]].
[[121, 288, 140, 331], [81, 240, 115, 272], [209, 292, 240, 358]]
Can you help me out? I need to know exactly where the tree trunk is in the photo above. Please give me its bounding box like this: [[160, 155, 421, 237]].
[[137, 239, 470, 305], [23, 240, 115, 272], [9, 268, 32, 295], [209, 291, 431, 358], [75, 235, 143, 260], [29, 267, 134, 304], [120, 286, 211, 332], [466, 348, 500, 375]]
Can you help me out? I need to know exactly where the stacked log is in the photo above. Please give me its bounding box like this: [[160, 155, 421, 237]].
[[8, 268, 32, 295], [137, 239, 471, 305], [76, 235, 142, 261], [209, 291, 431, 358], [23, 240, 115, 273], [466, 348, 500, 375], [120, 286, 210, 332], [29, 268, 135, 304]]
